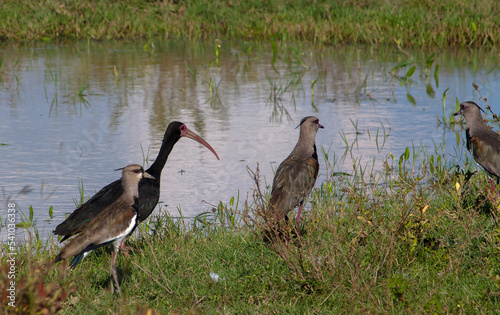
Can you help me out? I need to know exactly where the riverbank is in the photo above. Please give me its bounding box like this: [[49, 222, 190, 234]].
[[0, 0, 498, 47], [2, 146, 500, 313]]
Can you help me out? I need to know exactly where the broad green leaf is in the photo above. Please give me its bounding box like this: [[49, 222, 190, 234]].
[[407, 92, 416, 105], [406, 66, 416, 78], [16, 222, 32, 229]]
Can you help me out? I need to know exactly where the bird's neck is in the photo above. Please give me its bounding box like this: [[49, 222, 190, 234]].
[[292, 132, 317, 158], [121, 182, 140, 203], [466, 115, 489, 135], [146, 136, 179, 180]]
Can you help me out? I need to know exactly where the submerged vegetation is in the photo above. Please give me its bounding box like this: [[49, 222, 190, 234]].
[[0, 0, 499, 47], [2, 140, 500, 313]]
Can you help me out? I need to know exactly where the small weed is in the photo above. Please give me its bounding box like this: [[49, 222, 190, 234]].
[[202, 77, 223, 109]]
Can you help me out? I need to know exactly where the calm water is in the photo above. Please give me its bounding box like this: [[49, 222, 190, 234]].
[[0, 41, 499, 241]]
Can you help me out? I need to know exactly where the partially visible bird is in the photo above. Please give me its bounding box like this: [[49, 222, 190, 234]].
[[267, 116, 324, 233], [53, 122, 219, 246], [455, 101, 500, 184], [55, 164, 152, 296]]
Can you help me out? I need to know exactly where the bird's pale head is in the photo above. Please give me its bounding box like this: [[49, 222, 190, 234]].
[[454, 101, 484, 121], [118, 164, 154, 184], [297, 116, 324, 134]]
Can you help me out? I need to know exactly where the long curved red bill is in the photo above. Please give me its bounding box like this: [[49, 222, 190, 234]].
[[182, 127, 220, 160]]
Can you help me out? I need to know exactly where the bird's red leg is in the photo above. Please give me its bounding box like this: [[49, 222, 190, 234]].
[[119, 239, 131, 257], [119, 239, 141, 256], [296, 204, 304, 235]]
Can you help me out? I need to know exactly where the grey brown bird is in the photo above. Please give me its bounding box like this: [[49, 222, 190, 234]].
[[455, 101, 500, 184], [55, 164, 153, 296], [53, 122, 219, 250], [267, 116, 324, 232]]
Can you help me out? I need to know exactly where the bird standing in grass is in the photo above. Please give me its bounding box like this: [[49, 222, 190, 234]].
[[267, 116, 324, 233], [55, 164, 152, 296], [455, 101, 500, 185], [53, 122, 219, 251]]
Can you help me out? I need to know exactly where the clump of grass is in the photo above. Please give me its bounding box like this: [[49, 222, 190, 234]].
[[0, 0, 498, 48], [0, 256, 74, 314]]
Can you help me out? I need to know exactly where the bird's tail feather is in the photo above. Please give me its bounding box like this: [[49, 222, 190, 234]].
[[69, 253, 85, 269]]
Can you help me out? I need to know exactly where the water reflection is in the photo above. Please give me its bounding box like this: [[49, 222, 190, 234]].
[[0, 41, 499, 240]]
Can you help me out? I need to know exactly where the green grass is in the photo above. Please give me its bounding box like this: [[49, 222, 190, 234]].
[[0, 0, 498, 47], [3, 143, 500, 313]]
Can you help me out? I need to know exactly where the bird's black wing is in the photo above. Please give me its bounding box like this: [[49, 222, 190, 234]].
[[136, 177, 161, 223], [53, 179, 123, 240]]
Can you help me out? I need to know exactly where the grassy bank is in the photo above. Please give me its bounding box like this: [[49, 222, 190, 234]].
[[2, 143, 500, 313], [0, 0, 498, 47]]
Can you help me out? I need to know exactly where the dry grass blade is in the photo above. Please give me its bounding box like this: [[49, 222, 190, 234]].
[[137, 236, 174, 295], [244, 164, 325, 285], [131, 260, 173, 295]]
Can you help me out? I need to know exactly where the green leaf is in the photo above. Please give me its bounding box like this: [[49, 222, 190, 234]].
[[406, 66, 416, 78], [434, 64, 439, 87], [407, 92, 416, 105], [449, 113, 456, 123], [311, 78, 318, 88], [426, 83, 435, 98], [404, 147, 410, 160], [29, 205, 34, 222], [442, 87, 450, 99], [331, 172, 352, 177], [16, 222, 32, 229], [391, 59, 414, 72], [425, 53, 436, 70], [471, 21, 477, 32], [49, 205, 54, 219]]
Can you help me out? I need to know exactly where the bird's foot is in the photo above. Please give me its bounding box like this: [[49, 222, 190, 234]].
[[120, 243, 141, 257], [110, 275, 122, 297], [119, 237, 142, 257]]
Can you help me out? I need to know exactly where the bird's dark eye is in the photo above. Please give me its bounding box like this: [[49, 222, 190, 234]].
[[180, 125, 186, 131], [461, 104, 466, 109], [314, 120, 319, 124], [133, 169, 141, 174]]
